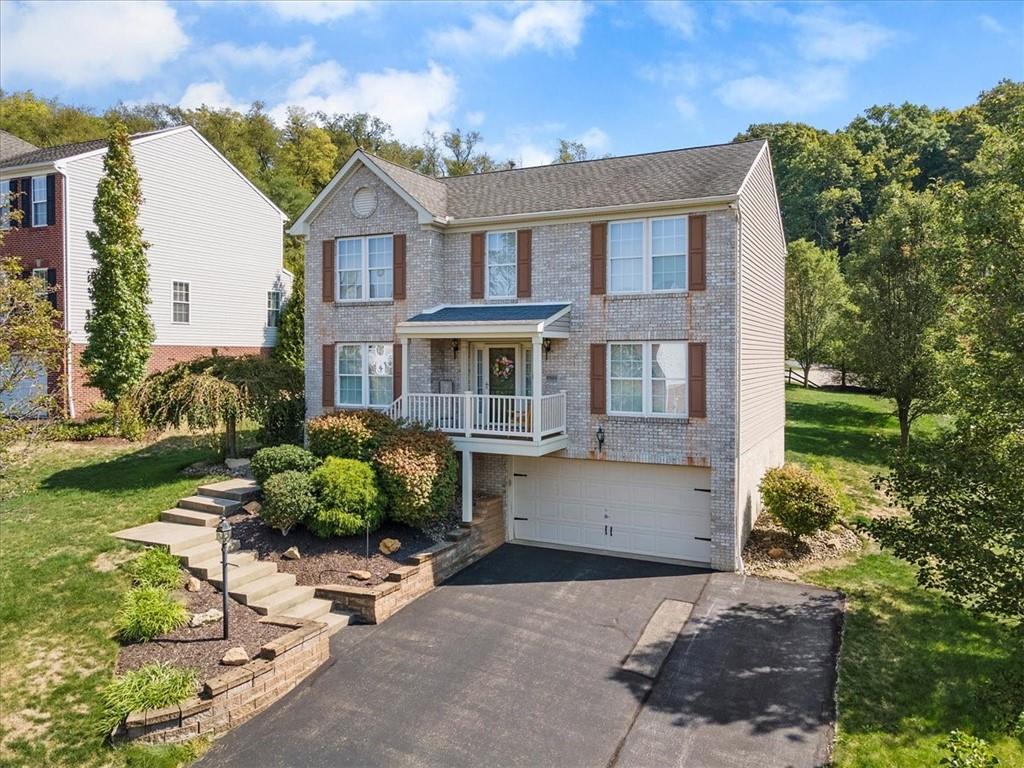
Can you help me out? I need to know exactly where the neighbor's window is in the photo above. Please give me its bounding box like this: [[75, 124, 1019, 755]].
[[31, 267, 48, 299], [336, 235, 393, 301], [172, 281, 190, 323], [267, 290, 281, 327], [486, 230, 516, 299], [337, 343, 393, 407], [608, 216, 688, 293], [608, 341, 687, 416], [31, 176, 47, 227]]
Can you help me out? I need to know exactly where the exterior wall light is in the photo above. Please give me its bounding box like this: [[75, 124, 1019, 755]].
[[596, 425, 605, 452], [451, 339, 460, 359]]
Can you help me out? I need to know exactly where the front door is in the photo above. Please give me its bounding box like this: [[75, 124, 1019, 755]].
[[487, 347, 517, 397]]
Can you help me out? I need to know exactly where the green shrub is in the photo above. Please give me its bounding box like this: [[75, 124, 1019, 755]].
[[760, 463, 841, 543], [100, 663, 197, 734], [308, 457, 382, 537], [307, 409, 398, 460], [261, 470, 321, 535], [940, 730, 999, 768], [123, 548, 183, 590], [46, 416, 115, 441], [250, 444, 321, 485], [374, 427, 457, 529], [114, 586, 188, 643], [258, 396, 305, 446]]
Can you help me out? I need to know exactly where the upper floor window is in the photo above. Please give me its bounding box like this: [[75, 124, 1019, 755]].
[[608, 216, 687, 294], [172, 281, 190, 323], [337, 235, 392, 301], [267, 291, 281, 327], [31, 176, 47, 227], [337, 343, 393, 407], [486, 231, 516, 299], [608, 341, 687, 417]]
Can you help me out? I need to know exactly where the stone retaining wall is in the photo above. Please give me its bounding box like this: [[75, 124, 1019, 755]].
[[115, 618, 329, 745], [316, 494, 505, 624]]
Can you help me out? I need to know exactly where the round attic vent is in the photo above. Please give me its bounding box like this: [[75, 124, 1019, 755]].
[[352, 186, 378, 218]]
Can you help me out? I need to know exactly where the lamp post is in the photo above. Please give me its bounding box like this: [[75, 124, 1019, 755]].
[[215, 515, 232, 641]]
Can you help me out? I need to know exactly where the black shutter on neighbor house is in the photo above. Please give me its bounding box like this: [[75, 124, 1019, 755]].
[[46, 268, 57, 308], [20, 177, 31, 226], [46, 174, 56, 226]]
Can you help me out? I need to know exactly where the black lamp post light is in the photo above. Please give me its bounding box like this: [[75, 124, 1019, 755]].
[[216, 515, 232, 640]]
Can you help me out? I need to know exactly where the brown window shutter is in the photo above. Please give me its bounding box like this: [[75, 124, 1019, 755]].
[[322, 344, 335, 409], [392, 343, 403, 399], [516, 229, 532, 298], [322, 240, 335, 303], [590, 343, 606, 415], [392, 234, 406, 300], [688, 342, 706, 417], [688, 214, 706, 291], [590, 222, 607, 295], [470, 232, 485, 299]]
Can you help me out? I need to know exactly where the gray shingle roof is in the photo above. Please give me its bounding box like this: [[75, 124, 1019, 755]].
[[406, 303, 570, 323], [0, 130, 39, 164], [0, 127, 177, 170], [364, 139, 765, 221]]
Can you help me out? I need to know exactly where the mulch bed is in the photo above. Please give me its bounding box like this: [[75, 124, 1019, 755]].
[[227, 511, 457, 587], [743, 515, 863, 578], [115, 580, 288, 683]]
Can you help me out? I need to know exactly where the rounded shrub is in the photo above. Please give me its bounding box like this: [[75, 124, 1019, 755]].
[[251, 444, 321, 485], [307, 410, 398, 461], [759, 463, 841, 543], [374, 427, 458, 529], [308, 457, 382, 537], [114, 586, 189, 643], [261, 470, 321, 535], [123, 547, 183, 590]]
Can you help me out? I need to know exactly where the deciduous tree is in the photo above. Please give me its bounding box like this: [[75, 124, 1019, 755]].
[[785, 239, 849, 386]]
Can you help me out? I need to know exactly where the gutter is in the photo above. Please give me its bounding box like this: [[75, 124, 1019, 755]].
[[54, 160, 75, 419]]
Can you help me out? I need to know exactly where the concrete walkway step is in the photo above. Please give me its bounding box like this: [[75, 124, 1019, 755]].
[[176, 539, 239, 567], [250, 585, 314, 616], [319, 611, 354, 635], [280, 597, 332, 621], [159, 508, 222, 527], [210, 560, 277, 590], [229, 572, 296, 604], [197, 479, 261, 503], [178, 495, 241, 515], [113, 522, 216, 554], [189, 551, 257, 579]]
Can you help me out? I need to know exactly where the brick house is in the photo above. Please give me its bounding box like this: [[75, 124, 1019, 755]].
[[0, 127, 291, 416], [290, 141, 785, 571]]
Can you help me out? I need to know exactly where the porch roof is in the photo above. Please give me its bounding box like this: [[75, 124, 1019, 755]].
[[397, 302, 571, 339]]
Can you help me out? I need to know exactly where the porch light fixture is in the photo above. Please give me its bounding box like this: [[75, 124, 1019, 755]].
[[215, 516, 232, 640], [543, 339, 553, 358], [596, 425, 605, 452], [451, 339, 460, 359]]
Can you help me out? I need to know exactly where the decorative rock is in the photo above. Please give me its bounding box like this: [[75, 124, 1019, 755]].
[[379, 538, 401, 555], [220, 646, 249, 666], [767, 547, 789, 559], [243, 501, 262, 515], [189, 608, 223, 628], [282, 546, 301, 560], [225, 458, 251, 470], [349, 570, 372, 581], [185, 576, 202, 592]]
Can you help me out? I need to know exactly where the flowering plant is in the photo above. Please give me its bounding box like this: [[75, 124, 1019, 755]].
[[491, 356, 514, 380]]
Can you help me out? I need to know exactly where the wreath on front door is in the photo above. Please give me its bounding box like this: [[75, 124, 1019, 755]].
[[491, 355, 514, 380]]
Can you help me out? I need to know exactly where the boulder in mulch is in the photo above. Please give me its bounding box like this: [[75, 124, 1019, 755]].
[[185, 576, 202, 592], [349, 570, 372, 581], [767, 547, 789, 559], [221, 646, 250, 666], [282, 546, 301, 560], [189, 608, 223, 628], [379, 538, 401, 555], [243, 501, 262, 515], [225, 458, 251, 470]]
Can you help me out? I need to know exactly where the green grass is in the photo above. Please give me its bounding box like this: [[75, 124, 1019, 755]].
[[0, 437, 222, 768], [785, 386, 1023, 767]]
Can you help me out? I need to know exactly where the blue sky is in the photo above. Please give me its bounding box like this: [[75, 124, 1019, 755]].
[[2, 0, 1021, 164]]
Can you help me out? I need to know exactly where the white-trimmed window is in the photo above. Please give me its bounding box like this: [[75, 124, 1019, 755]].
[[486, 230, 516, 299], [31, 176, 47, 227], [608, 341, 687, 416], [172, 281, 190, 323], [336, 235, 393, 301], [608, 216, 688, 293], [1, 190, 9, 230], [267, 290, 281, 327], [337, 343, 393, 407], [31, 267, 48, 299]]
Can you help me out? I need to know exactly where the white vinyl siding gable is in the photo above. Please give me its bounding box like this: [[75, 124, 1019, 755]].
[[608, 341, 688, 417], [608, 216, 688, 294]]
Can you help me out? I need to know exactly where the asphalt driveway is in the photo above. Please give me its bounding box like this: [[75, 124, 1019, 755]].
[[199, 544, 843, 768]]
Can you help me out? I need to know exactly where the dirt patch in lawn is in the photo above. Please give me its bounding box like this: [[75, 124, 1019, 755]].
[[115, 580, 287, 682], [744, 516, 864, 579], [227, 512, 456, 587]]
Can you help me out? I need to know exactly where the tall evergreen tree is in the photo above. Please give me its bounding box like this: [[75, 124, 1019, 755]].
[[82, 123, 154, 419]]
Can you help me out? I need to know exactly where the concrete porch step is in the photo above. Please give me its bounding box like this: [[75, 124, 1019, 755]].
[[229, 572, 296, 605], [279, 597, 332, 621], [197, 479, 261, 503], [249, 585, 315, 616], [113, 522, 216, 554], [189, 550, 257, 579], [178, 495, 241, 515], [159, 508, 222, 527], [209, 560, 277, 590]]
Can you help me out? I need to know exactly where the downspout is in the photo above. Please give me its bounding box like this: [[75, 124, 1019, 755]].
[[55, 161, 75, 419], [732, 202, 744, 574]]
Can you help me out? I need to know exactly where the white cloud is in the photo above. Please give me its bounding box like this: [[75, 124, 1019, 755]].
[[674, 96, 697, 120], [637, 59, 702, 87], [204, 39, 315, 70], [577, 126, 610, 153], [260, 1, 372, 23], [978, 14, 1008, 35], [465, 111, 486, 128], [177, 81, 248, 112], [792, 11, 894, 63], [717, 67, 847, 114], [645, 0, 696, 39], [275, 61, 457, 144], [431, 1, 588, 58], [0, 0, 187, 87]]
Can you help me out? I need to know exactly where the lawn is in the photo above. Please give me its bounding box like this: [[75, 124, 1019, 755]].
[[786, 385, 1023, 767], [0, 437, 223, 768]]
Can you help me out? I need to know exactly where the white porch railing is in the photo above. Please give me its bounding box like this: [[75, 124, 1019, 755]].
[[387, 391, 567, 441]]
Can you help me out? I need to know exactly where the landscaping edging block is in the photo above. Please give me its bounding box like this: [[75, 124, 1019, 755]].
[[114, 617, 330, 746], [316, 494, 505, 624]]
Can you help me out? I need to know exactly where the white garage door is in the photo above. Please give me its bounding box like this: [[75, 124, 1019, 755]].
[[512, 456, 712, 565]]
